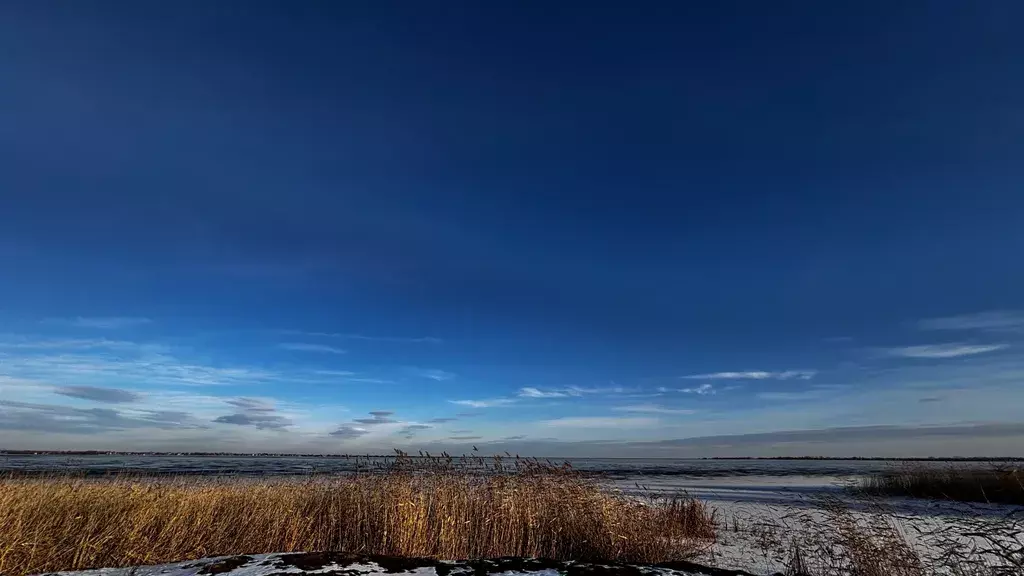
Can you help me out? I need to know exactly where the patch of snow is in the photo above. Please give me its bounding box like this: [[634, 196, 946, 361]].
[[38, 554, 750, 576]]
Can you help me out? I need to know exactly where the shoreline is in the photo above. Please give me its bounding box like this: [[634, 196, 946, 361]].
[[5, 451, 1023, 462]]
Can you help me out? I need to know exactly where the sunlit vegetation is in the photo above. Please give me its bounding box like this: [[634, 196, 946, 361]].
[[0, 453, 715, 575]]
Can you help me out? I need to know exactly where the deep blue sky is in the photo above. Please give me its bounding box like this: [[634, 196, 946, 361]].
[[2, 2, 1023, 456]]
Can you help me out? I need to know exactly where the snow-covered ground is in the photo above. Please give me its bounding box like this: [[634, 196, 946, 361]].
[[38, 552, 762, 576], [607, 475, 1024, 575]]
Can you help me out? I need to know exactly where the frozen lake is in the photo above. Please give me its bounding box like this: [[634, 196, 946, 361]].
[[0, 454, 1000, 481]]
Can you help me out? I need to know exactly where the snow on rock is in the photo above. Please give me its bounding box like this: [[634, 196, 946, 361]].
[[37, 552, 772, 576]]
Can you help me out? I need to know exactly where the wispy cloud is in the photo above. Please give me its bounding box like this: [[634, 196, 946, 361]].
[[313, 370, 357, 377], [449, 398, 516, 408], [518, 387, 568, 398], [343, 334, 441, 344], [212, 412, 290, 429], [918, 311, 1024, 332], [0, 399, 206, 435], [224, 398, 276, 412], [213, 397, 291, 430], [352, 410, 396, 425], [449, 435, 482, 441], [518, 386, 632, 398], [278, 342, 347, 354], [543, 417, 659, 428], [281, 330, 441, 344], [55, 386, 142, 404], [886, 343, 1008, 359], [0, 337, 163, 351], [612, 404, 695, 415], [45, 317, 152, 329], [565, 385, 633, 395], [659, 383, 715, 395], [681, 370, 816, 380], [427, 417, 459, 424], [417, 369, 455, 381], [2, 348, 279, 387], [344, 377, 396, 384], [329, 425, 369, 439], [397, 424, 431, 439], [311, 371, 396, 384]]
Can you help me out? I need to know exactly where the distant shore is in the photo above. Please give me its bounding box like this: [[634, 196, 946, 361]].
[[3, 450, 1022, 461]]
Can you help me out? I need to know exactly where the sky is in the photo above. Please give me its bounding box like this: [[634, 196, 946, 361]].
[[2, 2, 1024, 457]]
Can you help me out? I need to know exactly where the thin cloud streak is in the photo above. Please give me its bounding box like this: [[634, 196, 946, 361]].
[[44, 317, 153, 329], [329, 425, 369, 439], [352, 410, 396, 425], [681, 370, 815, 381], [518, 387, 568, 398], [343, 334, 441, 344], [886, 343, 1009, 359], [565, 385, 634, 395], [917, 311, 1024, 332], [449, 398, 516, 408], [612, 404, 695, 415], [278, 342, 347, 354], [0, 335, 360, 392], [417, 369, 455, 381], [0, 338, 163, 351], [518, 386, 633, 398], [213, 396, 291, 430], [281, 330, 441, 344], [397, 424, 431, 439], [543, 416, 659, 428], [55, 386, 142, 404], [2, 351, 279, 387], [658, 384, 715, 395]]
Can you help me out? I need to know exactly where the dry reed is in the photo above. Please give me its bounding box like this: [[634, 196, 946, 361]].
[[860, 465, 1024, 505], [734, 492, 1024, 576], [0, 455, 715, 575]]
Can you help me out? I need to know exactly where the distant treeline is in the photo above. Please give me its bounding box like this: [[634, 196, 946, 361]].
[[701, 456, 1024, 461], [0, 450, 380, 458]]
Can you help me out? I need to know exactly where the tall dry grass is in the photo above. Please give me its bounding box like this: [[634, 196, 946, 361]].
[[860, 465, 1024, 505], [0, 456, 715, 575], [731, 492, 1024, 576]]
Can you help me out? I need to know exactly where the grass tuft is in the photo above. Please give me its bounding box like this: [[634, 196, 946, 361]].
[[0, 455, 715, 575]]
